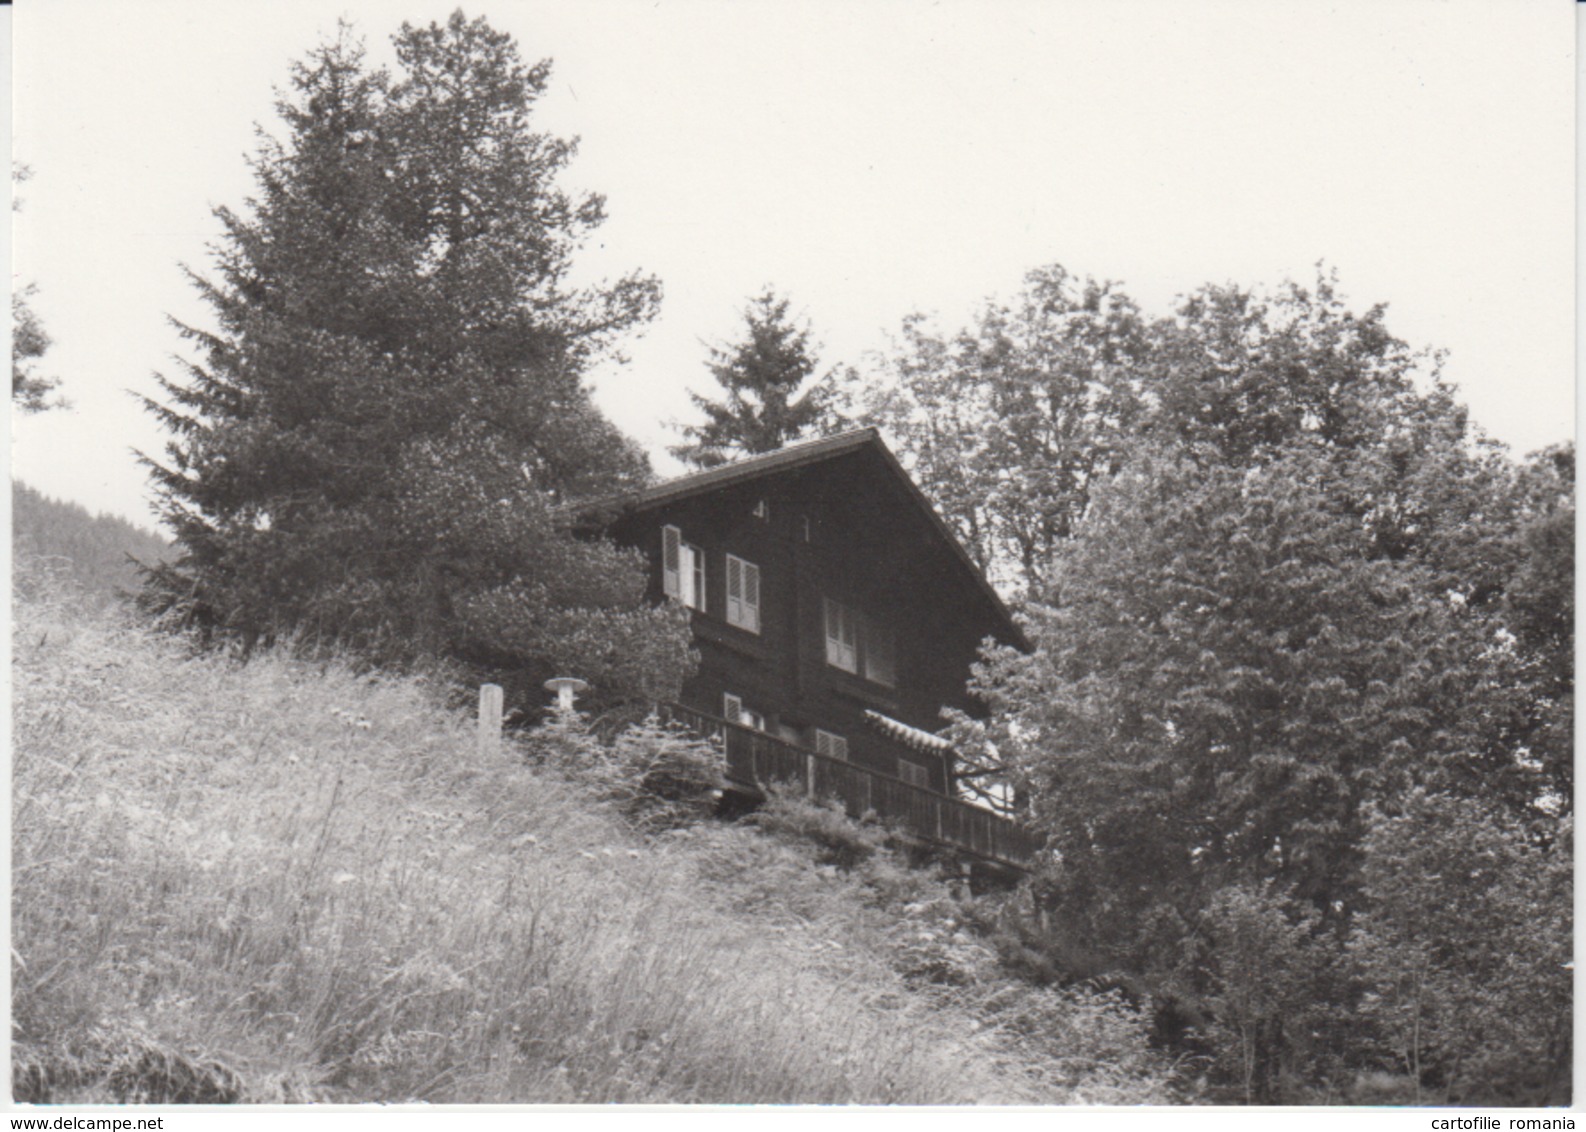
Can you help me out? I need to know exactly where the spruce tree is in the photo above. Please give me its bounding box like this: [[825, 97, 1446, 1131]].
[[141, 14, 691, 709], [671, 289, 835, 468]]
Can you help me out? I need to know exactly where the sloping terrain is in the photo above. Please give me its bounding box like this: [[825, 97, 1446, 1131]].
[[11, 580, 1171, 1104], [12, 483, 171, 605]]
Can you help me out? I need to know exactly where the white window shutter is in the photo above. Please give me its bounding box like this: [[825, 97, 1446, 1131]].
[[725, 554, 760, 633], [742, 561, 760, 633], [815, 730, 848, 760], [662, 525, 682, 599], [726, 555, 743, 624], [723, 692, 743, 724]]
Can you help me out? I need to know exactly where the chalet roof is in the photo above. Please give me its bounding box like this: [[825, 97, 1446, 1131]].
[[569, 427, 1027, 651]]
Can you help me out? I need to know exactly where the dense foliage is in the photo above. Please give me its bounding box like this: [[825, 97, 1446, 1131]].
[[671, 289, 836, 468], [843, 265, 1148, 595], [1348, 794, 1571, 1105], [853, 265, 1571, 1104], [139, 14, 691, 709]]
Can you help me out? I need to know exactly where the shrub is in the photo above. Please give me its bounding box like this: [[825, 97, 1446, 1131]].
[[1194, 884, 1348, 1104], [521, 711, 726, 832], [746, 785, 894, 869], [1347, 793, 1571, 1106]]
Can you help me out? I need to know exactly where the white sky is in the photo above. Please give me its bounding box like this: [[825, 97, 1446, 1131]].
[[9, 0, 1577, 532]]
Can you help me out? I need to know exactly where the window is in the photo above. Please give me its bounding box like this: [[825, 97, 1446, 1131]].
[[823, 597, 895, 687], [723, 693, 764, 731], [824, 598, 857, 673], [680, 541, 705, 610], [897, 759, 930, 789], [726, 554, 761, 633], [661, 525, 705, 610], [814, 729, 848, 761], [863, 615, 896, 686]]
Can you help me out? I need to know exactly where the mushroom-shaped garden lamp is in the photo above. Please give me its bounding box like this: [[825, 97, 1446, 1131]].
[[544, 676, 589, 713]]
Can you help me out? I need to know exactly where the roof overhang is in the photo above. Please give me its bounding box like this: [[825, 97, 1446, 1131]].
[[565, 428, 1029, 653]]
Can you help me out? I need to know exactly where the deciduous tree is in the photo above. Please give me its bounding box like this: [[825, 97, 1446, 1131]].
[[846, 265, 1148, 596]]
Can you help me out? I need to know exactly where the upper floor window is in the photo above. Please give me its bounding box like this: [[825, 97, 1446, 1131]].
[[823, 597, 895, 687], [662, 525, 706, 611], [726, 554, 761, 633], [824, 598, 857, 673]]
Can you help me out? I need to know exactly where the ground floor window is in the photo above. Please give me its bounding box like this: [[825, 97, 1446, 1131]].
[[723, 692, 764, 731], [897, 759, 931, 789], [814, 728, 848, 760]]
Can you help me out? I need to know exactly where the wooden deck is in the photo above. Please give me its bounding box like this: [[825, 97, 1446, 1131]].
[[664, 704, 1034, 871]]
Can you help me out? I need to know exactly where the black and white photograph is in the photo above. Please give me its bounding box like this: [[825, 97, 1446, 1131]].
[[9, 0, 1574, 1114]]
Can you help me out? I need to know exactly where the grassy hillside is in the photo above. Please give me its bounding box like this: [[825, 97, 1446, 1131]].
[[12, 578, 1174, 1105], [12, 482, 171, 605]]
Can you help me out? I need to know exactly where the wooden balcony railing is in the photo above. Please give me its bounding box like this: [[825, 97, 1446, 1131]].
[[663, 703, 1035, 871]]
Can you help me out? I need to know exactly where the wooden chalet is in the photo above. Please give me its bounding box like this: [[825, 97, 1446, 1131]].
[[575, 428, 1033, 875]]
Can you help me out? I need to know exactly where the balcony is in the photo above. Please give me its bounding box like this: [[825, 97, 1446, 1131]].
[[663, 703, 1035, 872]]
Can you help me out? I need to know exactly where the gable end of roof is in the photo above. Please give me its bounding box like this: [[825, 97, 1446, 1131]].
[[567, 428, 1029, 651]]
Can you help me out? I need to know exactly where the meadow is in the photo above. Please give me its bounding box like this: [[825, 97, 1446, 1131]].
[[12, 570, 1172, 1104]]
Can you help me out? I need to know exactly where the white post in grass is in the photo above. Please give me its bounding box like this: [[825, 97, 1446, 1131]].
[[478, 683, 504, 756]]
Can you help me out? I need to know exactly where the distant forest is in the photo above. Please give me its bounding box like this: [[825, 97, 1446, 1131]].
[[13, 481, 170, 604]]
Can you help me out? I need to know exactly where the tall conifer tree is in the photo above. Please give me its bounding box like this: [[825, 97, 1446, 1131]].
[[671, 289, 835, 468], [141, 13, 691, 707]]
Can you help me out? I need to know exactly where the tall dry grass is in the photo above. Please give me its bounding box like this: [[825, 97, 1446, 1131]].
[[13, 570, 1173, 1104]]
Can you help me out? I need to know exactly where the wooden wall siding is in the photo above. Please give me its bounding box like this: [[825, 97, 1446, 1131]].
[[665, 704, 1033, 870], [608, 446, 1016, 801]]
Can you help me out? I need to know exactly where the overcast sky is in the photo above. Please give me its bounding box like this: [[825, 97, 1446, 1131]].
[[10, 0, 1576, 532]]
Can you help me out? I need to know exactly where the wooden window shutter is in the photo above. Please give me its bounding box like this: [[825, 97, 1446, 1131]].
[[723, 692, 743, 724], [862, 614, 896, 687], [897, 760, 930, 789], [662, 525, 682, 599], [815, 729, 847, 761], [742, 560, 760, 633], [726, 554, 760, 633]]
